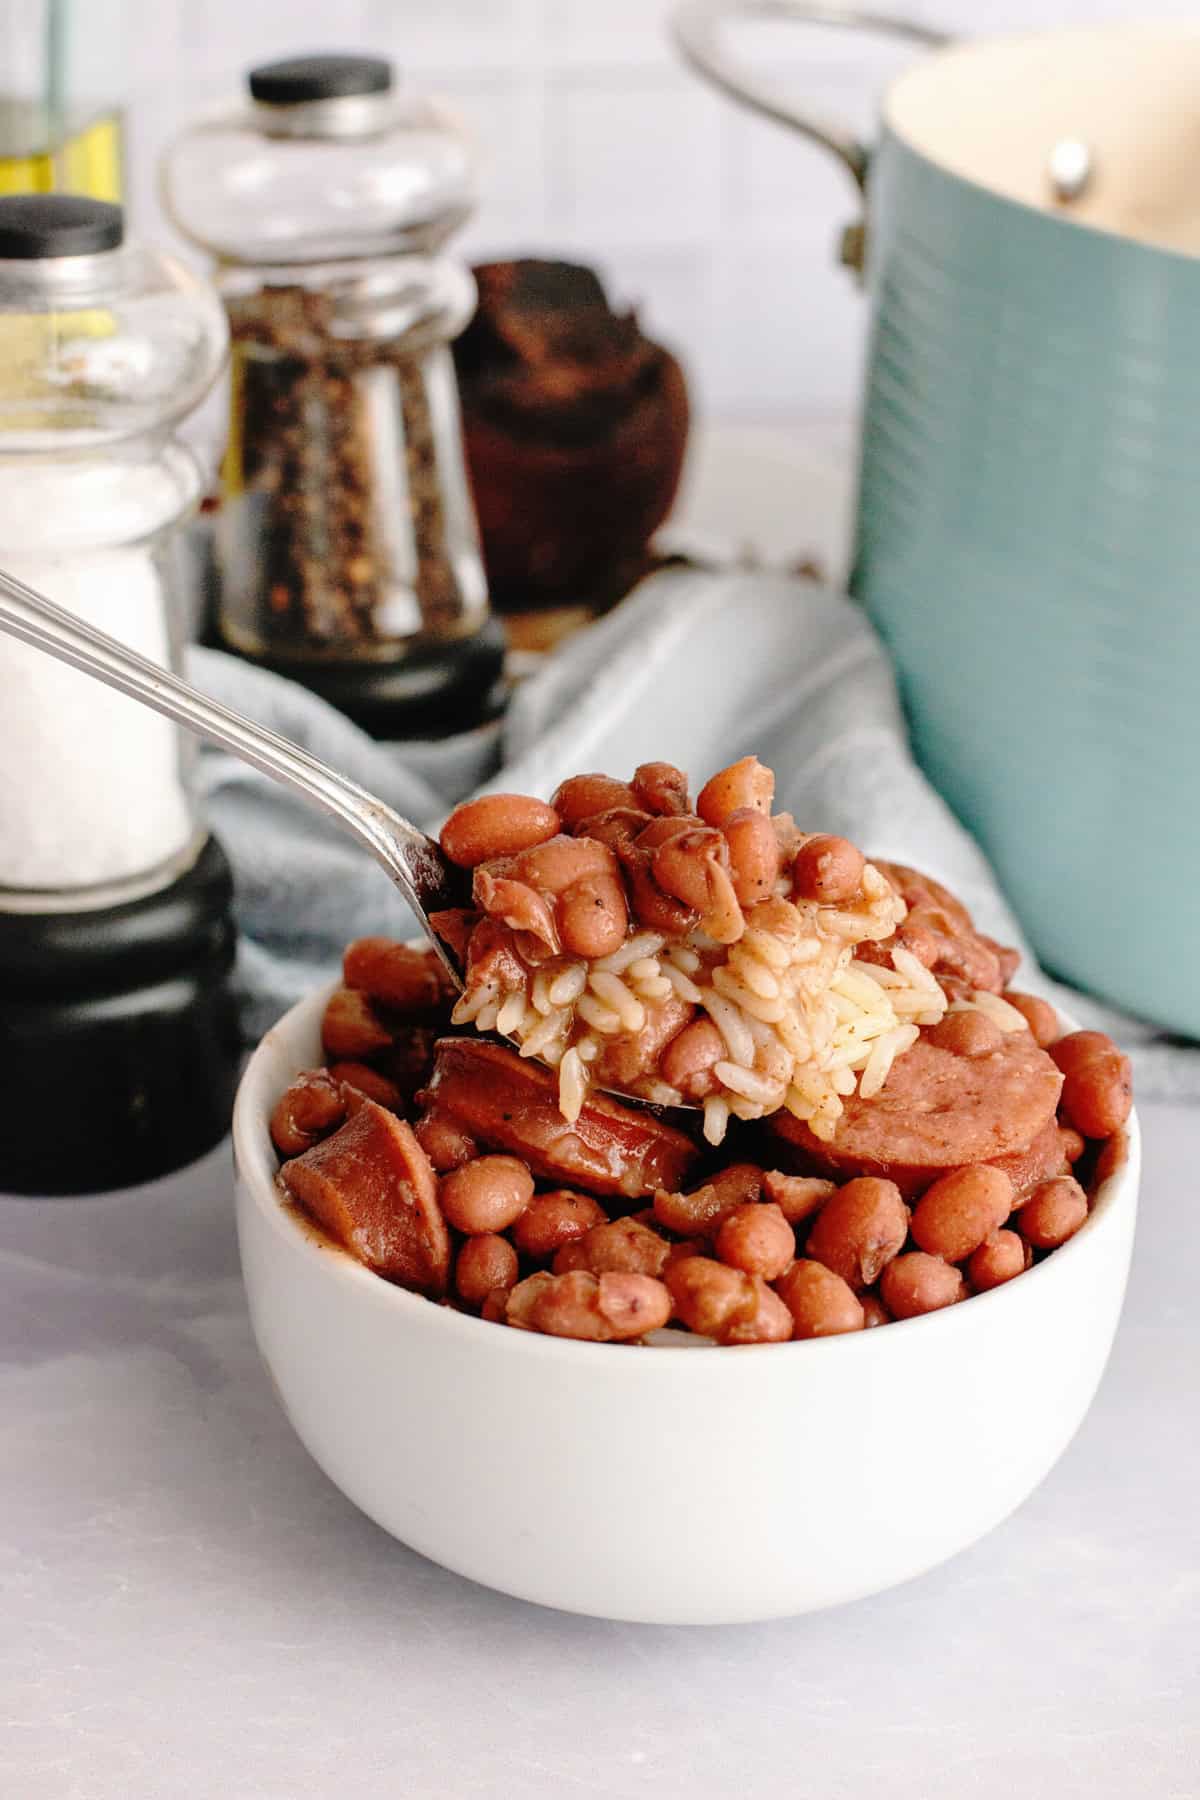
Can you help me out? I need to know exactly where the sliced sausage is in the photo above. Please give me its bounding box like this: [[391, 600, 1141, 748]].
[[985, 1115, 1068, 1199], [280, 1098, 450, 1295], [418, 1038, 698, 1199], [770, 1031, 1063, 1199]]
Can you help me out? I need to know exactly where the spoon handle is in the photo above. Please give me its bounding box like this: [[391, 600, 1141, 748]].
[[0, 566, 463, 964]]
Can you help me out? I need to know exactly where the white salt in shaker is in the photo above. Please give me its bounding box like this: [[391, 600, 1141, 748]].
[[0, 196, 239, 1195], [0, 193, 226, 904]]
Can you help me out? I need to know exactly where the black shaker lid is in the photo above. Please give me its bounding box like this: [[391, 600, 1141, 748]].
[[0, 194, 123, 260], [248, 54, 394, 105]]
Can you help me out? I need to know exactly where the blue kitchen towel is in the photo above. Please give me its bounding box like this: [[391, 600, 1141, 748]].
[[188, 566, 1196, 1101]]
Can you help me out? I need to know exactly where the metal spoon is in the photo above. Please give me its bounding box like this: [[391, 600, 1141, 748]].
[[0, 566, 469, 987]]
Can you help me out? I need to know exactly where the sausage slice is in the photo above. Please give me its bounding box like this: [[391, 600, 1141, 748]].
[[418, 1038, 698, 1199], [770, 1031, 1063, 1198]]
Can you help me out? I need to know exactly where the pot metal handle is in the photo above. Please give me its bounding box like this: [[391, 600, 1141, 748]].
[[670, 0, 948, 269]]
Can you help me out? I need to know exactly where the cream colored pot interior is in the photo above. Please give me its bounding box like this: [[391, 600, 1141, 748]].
[[886, 21, 1200, 253]]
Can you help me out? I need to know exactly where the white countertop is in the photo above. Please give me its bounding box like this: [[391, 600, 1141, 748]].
[[1, 1100, 1196, 1800]]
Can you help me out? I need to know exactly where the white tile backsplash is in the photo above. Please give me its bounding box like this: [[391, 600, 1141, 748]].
[[115, 0, 1145, 423], [549, 74, 726, 243]]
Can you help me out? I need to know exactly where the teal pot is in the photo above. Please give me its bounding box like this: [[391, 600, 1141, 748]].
[[674, 5, 1200, 1034]]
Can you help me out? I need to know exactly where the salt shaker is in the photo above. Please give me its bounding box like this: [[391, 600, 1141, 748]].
[[162, 54, 505, 737], [0, 194, 240, 1194]]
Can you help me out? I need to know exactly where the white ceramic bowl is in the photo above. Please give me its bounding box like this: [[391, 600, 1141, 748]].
[[235, 985, 1140, 1625]]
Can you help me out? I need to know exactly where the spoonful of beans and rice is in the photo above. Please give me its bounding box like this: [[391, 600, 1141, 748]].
[[0, 570, 1034, 1141], [432, 758, 1025, 1145]]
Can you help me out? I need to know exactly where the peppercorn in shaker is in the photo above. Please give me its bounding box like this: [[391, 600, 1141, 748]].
[[162, 55, 504, 737], [0, 195, 241, 1194]]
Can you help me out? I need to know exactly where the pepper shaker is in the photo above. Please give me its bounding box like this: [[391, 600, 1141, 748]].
[[162, 54, 505, 738]]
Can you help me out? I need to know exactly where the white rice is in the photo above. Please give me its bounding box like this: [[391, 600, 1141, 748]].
[[703, 1095, 730, 1145], [699, 989, 757, 1068], [588, 969, 646, 1032], [660, 961, 703, 1003], [952, 990, 1028, 1032], [632, 975, 674, 1000], [496, 991, 527, 1037], [557, 1047, 587, 1123], [454, 848, 953, 1143], [593, 932, 667, 974], [576, 993, 623, 1035], [548, 963, 588, 1007]]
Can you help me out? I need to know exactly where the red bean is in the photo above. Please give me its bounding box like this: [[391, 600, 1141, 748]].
[[1057, 1126, 1086, 1164], [513, 1190, 608, 1259], [723, 807, 782, 907], [1003, 990, 1060, 1048], [659, 1017, 725, 1100], [625, 857, 700, 937], [664, 1238, 706, 1269], [574, 807, 653, 853], [481, 1287, 510, 1322], [696, 757, 774, 827], [968, 1229, 1031, 1292], [455, 1233, 520, 1304], [1094, 1127, 1130, 1188], [414, 1110, 478, 1173], [761, 1170, 836, 1224], [776, 1260, 865, 1337], [270, 1070, 346, 1157], [653, 1163, 764, 1236], [557, 871, 629, 959], [505, 1271, 555, 1329], [342, 938, 450, 1013], [1051, 1033, 1133, 1139], [860, 1292, 891, 1328], [1018, 1176, 1088, 1249], [805, 1177, 910, 1290], [911, 1165, 1014, 1262], [531, 1270, 672, 1341], [880, 1253, 966, 1319], [1050, 1030, 1119, 1077], [652, 828, 728, 913], [635, 815, 697, 850], [321, 988, 394, 1059], [632, 762, 691, 816], [509, 833, 616, 895], [440, 794, 560, 867], [665, 1257, 792, 1344], [327, 1061, 404, 1111], [551, 773, 638, 830], [926, 1010, 1004, 1059], [429, 907, 476, 967], [791, 835, 865, 904], [472, 872, 559, 950], [439, 1155, 534, 1234], [715, 1202, 795, 1280], [552, 1217, 671, 1277]]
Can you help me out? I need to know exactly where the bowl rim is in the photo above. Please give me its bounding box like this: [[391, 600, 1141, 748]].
[[234, 981, 1141, 1369]]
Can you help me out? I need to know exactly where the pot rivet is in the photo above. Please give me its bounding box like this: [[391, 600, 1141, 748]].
[[1048, 138, 1092, 204]]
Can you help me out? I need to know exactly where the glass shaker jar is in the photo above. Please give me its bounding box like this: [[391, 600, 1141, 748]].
[[0, 192, 227, 910], [0, 193, 241, 1196], [162, 55, 505, 737]]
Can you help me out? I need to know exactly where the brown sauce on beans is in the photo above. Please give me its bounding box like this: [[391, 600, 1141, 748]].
[[273, 788, 1132, 1343]]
